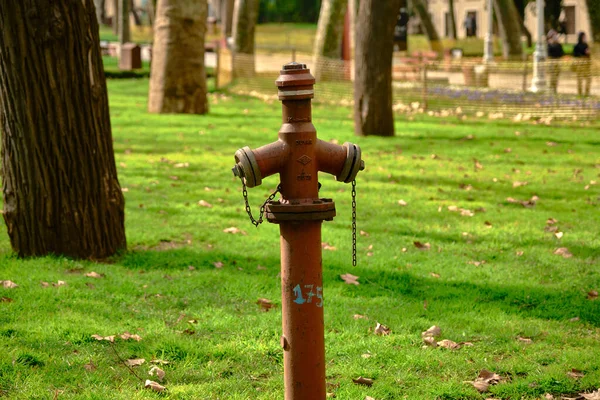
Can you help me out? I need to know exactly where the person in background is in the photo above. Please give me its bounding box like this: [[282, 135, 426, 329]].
[[573, 32, 592, 96], [546, 30, 564, 93]]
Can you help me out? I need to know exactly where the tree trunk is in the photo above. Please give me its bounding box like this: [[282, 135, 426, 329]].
[[232, 0, 259, 78], [354, 0, 401, 137], [412, 0, 443, 52], [0, 0, 126, 259], [493, 0, 523, 59], [518, 13, 532, 48], [118, 0, 130, 43], [448, 0, 457, 39], [221, 0, 235, 38], [586, 0, 600, 42], [94, 0, 106, 25], [147, 0, 155, 27], [313, 0, 348, 81], [148, 0, 209, 114], [113, 0, 119, 34], [129, 0, 142, 26]]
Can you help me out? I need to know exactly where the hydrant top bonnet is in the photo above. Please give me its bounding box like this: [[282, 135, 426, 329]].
[[276, 62, 315, 100]]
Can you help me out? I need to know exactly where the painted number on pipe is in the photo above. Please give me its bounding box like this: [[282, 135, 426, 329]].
[[293, 284, 323, 307]]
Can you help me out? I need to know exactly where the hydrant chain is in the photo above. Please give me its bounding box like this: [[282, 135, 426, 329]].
[[242, 181, 281, 227]]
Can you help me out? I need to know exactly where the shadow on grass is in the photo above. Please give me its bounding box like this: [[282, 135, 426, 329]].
[[118, 246, 600, 327]]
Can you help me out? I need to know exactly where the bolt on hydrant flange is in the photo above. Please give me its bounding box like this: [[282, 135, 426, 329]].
[[232, 62, 364, 400]]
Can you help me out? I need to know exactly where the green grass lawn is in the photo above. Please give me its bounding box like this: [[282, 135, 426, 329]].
[[0, 78, 599, 399]]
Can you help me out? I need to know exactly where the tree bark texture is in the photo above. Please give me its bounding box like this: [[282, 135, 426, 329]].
[[0, 0, 126, 259], [353, 0, 401, 137], [118, 0, 130, 43], [412, 0, 443, 52], [312, 0, 348, 81], [494, 0, 523, 59], [148, 0, 209, 114], [448, 0, 457, 39], [232, 0, 259, 78]]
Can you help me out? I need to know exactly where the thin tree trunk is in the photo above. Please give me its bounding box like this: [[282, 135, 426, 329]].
[[147, 0, 155, 27], [354, 0, 401, 136], [448, 0, 457, 39], [113, 0, 119, 34], [232, 0, 259, 78], [130, 0, 142, 26], [119, 0, 130, 43], [0, 0, 126, 259], [222, 0, 235, 38], [412, 0, 443, 52], [148, 0, 209, 114], [586, 0, 600, 42], [494, 0, 523, 59], [94, 0, 106, 25], [518, 13, 532, 48], [313, 0, 348, 81]]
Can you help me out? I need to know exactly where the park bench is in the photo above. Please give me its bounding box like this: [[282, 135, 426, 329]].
[[393, 50, 439, 80]]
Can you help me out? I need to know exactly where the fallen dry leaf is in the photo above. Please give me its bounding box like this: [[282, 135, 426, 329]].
[[517, 336, 533, 344], [257, 298, 275, 311], [85, 272, 103, 279], [361, 353, 372, 358], [512, 181, 528, 188], [150, 359, 170, 365], [256, 265, 267, 270], [144, 380, 166, 392], [174, 162, 189, 168], [91, 334, 115, 343], [422, 325, 442, 338], [554, 247, 573, 258], [398, 199, 408, 206], [471, 369, 502, 392], [365, 396, 376, 400], [414, 241, 431, 251], [580, 389, 600, 400], [437, 339, 461, 350], [322, 242, 337, 251], [516, 250, 524, 256], [188, 265, 196, 271], [588, 290, 598, 300], [567, 368, 584, 379], [472, 380, 490, 392], [120, 332, 142, 342], [213, 261, 224, 269], [198, 200, 212, 208], [1, 297, 13, 303], [360, 230, 370, 237], [340, 273, 359, 285], [223, 227, 247, 235], [149, 366, 166, 381], [352, 377, 374, 387], [547, 218, 558, 225], [1, 280, 18, 289], [474, 159, 483, 170], [125, 358, 145, 367], [423, 336, 437, 347], [53, 280, 67, 287], [83, 359, 97, 371], [430, 272, 440, 278], [374, 322, 391, 336], [468, 260, 486, 267], [353, 314, 366, 320], [554, 232, 564, 239], [40, 281, 50, 287]]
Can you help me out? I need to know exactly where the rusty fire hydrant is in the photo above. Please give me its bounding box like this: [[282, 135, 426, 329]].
[[232, 62, 364, 400]]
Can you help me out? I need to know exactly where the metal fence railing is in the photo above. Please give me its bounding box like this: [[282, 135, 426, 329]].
[[216, 47, 599, 121]]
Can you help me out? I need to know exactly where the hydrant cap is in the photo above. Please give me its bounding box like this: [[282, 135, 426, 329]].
[[275, 62, 315, 100]]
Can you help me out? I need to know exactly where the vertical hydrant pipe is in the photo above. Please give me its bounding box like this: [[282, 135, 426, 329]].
[[232, 62, 364, 400]]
